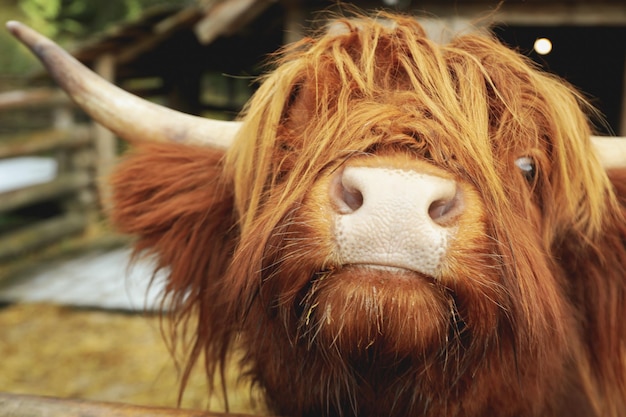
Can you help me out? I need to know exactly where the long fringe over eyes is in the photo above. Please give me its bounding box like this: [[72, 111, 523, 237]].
[[228, 13, 618, 242], [110, 11, 626, 417]]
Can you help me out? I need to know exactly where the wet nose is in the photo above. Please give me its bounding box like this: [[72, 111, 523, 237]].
[[330, 166, 461, 276]]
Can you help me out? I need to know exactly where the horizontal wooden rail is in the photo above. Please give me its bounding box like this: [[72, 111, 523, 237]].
[[0, 392, 258, 417], [0, 171, 91, 214], [0, 88, 99, 266], [0, 213, 87, 261], [0, 87, 70, 111], [0, 126, 91, 159]]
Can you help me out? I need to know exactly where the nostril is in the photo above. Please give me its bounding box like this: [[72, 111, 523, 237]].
[[342, 185, 363, 212], [428, 189, 462, 225], [330, 166, 462, 225], [330, 168, 364, 214], [428, 199, 453, 221]]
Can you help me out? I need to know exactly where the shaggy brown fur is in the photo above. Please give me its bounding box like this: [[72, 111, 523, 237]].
[[110, 13, 626, 417]]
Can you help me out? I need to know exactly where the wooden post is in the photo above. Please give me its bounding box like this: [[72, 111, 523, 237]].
[[52, 104, 74, 175], [93, 53, 117, 210], [283, 0, 306, 45], [53, 105, 73, 130]]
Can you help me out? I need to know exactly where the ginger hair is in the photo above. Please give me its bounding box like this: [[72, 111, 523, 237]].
[[111, 12, 626, 417]]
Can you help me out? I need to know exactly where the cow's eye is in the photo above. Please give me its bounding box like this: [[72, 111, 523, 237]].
[[515, 156, 536, 182]]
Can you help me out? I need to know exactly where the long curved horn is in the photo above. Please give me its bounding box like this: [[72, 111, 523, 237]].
[[591, 136, 626, 169], [6, 21, 239, 149]]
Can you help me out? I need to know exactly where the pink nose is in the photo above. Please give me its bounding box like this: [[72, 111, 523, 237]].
[[329, 166, 462, 276]]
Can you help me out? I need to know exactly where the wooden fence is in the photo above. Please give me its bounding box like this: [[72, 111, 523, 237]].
[[0, 87, 112, 268], [0, 392, 257, 417]]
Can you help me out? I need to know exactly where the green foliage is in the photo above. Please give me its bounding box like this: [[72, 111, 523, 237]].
[[0, 2, 39, 77], [21, 0, 128, 38], [18, 0, 191, 39], [20, 0, 80, 37], [0, 0, 190, 76]]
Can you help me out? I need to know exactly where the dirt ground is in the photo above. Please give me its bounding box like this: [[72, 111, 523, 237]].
[[0, 302, 267, 415]]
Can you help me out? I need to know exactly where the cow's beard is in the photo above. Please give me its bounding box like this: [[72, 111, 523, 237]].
[[255, 202, 512, 372], [252, 257, 524, 416], [295, 266, 456, 361], [249, 206, 570, 416]]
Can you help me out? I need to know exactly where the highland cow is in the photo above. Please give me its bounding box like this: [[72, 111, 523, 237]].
[[8, 13, 626, 417]]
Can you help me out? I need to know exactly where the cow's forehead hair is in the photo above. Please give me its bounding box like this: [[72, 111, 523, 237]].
[[228, 12, 617, 242]]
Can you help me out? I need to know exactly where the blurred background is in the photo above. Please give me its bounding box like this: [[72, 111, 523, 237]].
[[0, 0, 624, 415]]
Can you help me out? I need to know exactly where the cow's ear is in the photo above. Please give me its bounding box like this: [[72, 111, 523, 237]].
[[109, 142, 235, 293]]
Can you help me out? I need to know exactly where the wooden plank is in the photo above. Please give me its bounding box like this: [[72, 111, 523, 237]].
[[0, 88, 70, 111], [398, 2, 626, 26], [71, 5, 185, 64], [283, 0, 306, 45], [0, 171, 91, 214], [0, 233, 129, 284], [154, 6, 203, 34], [0, 126, 91, 159], [194, 0, 275, 45], [0, 213, 87, 261], [0, 392, 255, 417], [492, 4, 626, 26]]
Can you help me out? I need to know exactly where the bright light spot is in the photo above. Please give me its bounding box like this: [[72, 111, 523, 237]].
[[534, 38, 552, 55]]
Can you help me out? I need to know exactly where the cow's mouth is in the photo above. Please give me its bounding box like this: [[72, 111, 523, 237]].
[[299, 264, 441, 299], [338, 263, 438, 284], [346, 263, 426, 275]]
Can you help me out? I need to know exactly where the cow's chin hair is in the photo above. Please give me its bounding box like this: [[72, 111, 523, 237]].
[[296, 266, 454, 360]]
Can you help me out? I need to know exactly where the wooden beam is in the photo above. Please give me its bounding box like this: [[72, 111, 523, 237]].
[[0, 171, 91, 214], [283, 0, 306, 45], [194, 0, 275, 45], [402, 3, 626, 26], [0, 214, 87, 261], [0, 392, 256, 417], [0, 127, 91, 159], [0, 88, 69, 111], [491, 4, 626, 26]]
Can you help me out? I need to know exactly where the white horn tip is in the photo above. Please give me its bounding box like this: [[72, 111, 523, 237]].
[[6, 21, 19, 31], [6, 20, 30, 40], [592, 136, 626, 169]]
